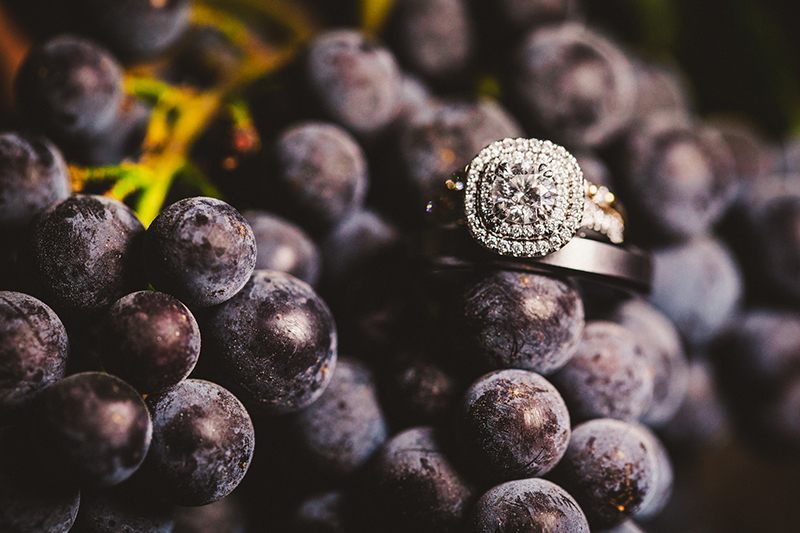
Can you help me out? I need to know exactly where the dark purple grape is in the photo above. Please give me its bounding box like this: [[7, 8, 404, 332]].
[[365, 426, 474, 533], [758, 377, 800, 452], [715, 310, 800, 393], [27, 194, 146, 317], [271, 121, 368, 233], [575, 152, 613, 188], [512, 22, 637, 148], [291, 358, 387, 477], [551, 418, 665, 529], [0, 133, 70, 236], [34, 372, 152, 486], [399, 100, 522, 205], [622, 112, 737, 241], [454, 270, 584, 374], [14, 36, 126, 164], [291, 491, 347, 533], [630, 58, 691, 122], [242, 209, 321, 287], [396, 73, 439, 122], [386, 0, 473, 82], [0, 427, 81, 533], [306, 30, 401, 136], [83, 94, 149, 166], [0, 291, 69, 421], [711, 310, 800, 452], [739, 180, 800, 301], [597, 521, 645, 533], [710, 118, 773, 192], [471, 478, 589, 532], [100, 290, 200, 395], [552, 321, 654, 423], [145, 379, 255, 506], [70, 484, 174, 533], [456, 369, 571, 480], [202, 270, 337, 415], [650, 237, 742, 346], [612, 299, 688, 427], [659, 356, 729, 456], [162, 26, 242, 89], [635, 430, 673, 520], [73, 0, 191, 61], [143, 197, 257, 308], [381, 353, 462, 428], [320, 208, 402, 284], [173, 492, 247, 533]]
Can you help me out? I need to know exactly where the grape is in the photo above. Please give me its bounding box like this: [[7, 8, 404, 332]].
[[597, 521, 645, 533], [0, 133, 70, 236], [364, 426, 474, 533], [319, 208, 402, 284], [14, 36, 128, 165], [385, 0, 473, 82], [381, 352, 462, 428], [650, 237, 742, 346], [27, 194, 146, 317], [741, 182, 800, 302], [33, 372, 152, 487], [471, 478, 589, 532], [612, 299, 689, 427], [629, 59, 691, 122], [456, 369, 571, 480], [0, 291, 69, 422], [291, 358, 387, 477], [73, 0, 191, 61], [306, 29, 402, 136], [551, 320, 655, 423], [243, 209, 322, 287], [575, 152, 614, 189], [100, 290, 201, 395], [291, 491, 347, 533], [512, 22, 637, 148], [396, 73, 438, 122], [452, 270, 584, 374], [70, 484, 174, 533], [202, 270, 337, 415], [164, 27, 242, 89], [145, 379, 255, 506], [0, 426, 80, 533], [143, 196, 257, 308], [622, 112, 737, 241], [173, 493, 247, 533], [270, 121, 369, 233], [398, 100, 522, 206], [659, 359, 729, 454], [635, 429, 674, 520], [551, 418, 666, 529], [710, 118, 772, 191]]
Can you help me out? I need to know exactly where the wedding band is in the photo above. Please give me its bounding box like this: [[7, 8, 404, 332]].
[[423, 138, 652, 292]]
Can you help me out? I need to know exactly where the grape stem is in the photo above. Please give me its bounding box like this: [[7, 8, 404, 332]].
[[69, 0, 317, 226]]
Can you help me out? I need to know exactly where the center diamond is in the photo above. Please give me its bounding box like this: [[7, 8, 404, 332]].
[[491, 162, 557, 225]]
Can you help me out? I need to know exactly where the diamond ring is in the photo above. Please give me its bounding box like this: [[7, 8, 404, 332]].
[[424, 138, 652, 292]]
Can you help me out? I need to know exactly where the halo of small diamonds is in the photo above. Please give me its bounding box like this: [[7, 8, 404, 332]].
[[464, 138, 585, 257]]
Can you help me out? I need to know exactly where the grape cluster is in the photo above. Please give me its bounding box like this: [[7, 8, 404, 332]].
[[1, 0, 799, 532]]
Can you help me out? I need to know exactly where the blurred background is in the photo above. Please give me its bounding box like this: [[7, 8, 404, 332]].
[[3, 1, 800, 531]]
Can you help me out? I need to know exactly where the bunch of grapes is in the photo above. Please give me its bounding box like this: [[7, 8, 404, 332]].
[[2, 0, 800, 532]]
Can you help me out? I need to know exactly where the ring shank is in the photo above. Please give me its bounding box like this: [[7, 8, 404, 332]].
[[422, 226, 652, 293]]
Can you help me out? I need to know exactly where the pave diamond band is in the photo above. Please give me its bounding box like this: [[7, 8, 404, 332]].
[[424, 138, 652, 292]]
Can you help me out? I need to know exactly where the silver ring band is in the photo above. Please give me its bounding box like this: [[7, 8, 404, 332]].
[[422, 138, 652, 292]]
